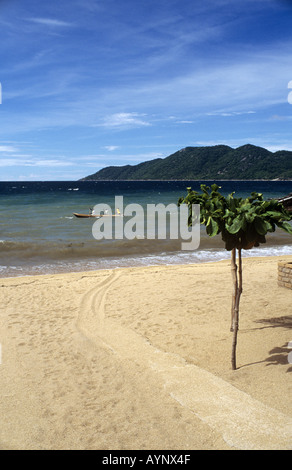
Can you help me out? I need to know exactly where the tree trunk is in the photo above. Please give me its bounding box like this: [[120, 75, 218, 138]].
[[231, 248, 243, 370], [230, 248, 237, 332]]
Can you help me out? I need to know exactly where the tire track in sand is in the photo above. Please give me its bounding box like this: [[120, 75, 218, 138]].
[[76, 270, 121, 353], [77, 269, 292, 450]]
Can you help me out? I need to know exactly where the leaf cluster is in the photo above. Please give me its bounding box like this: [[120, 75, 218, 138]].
[[178, 184, 292, 251]]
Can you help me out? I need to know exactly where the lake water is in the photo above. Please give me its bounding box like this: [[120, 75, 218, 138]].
[[0, 180, 291, 277]]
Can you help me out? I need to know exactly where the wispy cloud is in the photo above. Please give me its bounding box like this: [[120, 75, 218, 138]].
[[103, 146, 120, 151], [0, 145, 18, 152], [176, 120, 195, 124], [26, 17, 74, 28], [1, 43, 291, 135], [98, 113, 151, 129], [0, 157, 72, 167], [1, 0, 292, 180], [206, 111, 256, 117]]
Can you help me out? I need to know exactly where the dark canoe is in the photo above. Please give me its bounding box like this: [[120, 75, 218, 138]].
[[73, 213, 101, 218], [73, 213, 123, 218]]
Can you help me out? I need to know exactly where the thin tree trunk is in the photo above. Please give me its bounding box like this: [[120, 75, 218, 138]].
[[230, 248, 237, 332], [238, 247, 243, 299], [231, 248, 243, 370]]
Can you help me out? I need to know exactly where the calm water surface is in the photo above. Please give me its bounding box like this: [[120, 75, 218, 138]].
[[0, 180, 291, 277]]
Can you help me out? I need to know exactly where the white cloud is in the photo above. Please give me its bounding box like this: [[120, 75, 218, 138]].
[[103, 145, 120, 151], [34, 159, 72, 167], [27, 17, 73, 27], [0, 145, 18, 152], [0, 159, 20, 167], [206, 110, 256, 117], [0, 156, 72, 167], [99, 113, 151, 129]]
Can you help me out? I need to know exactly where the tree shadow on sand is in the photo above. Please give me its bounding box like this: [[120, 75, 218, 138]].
[[240, 315, 292, 372]]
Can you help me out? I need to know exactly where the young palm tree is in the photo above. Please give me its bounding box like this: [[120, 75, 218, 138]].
[[179, 184, 292, 370]]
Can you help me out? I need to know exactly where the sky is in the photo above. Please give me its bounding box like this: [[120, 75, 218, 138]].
[[1, 0, 292, 181]]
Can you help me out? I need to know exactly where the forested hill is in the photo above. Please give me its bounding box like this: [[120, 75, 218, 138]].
[[80, 144, 292, 181]]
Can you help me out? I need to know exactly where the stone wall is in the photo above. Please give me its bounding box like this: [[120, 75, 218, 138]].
[[278, 261, 292, 290]]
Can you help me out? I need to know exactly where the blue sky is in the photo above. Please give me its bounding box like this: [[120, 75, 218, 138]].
[[1, 0, 292, 180]]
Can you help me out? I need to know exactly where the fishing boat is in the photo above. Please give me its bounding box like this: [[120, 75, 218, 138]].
[[73, 209, 123, 218], [73, 213, 101, 218]]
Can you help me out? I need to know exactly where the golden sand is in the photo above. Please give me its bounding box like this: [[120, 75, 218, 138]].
[[0, 255, 291, 450]]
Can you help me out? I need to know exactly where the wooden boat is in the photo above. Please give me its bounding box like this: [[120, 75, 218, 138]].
[[73, 213, 100, 218], [73, 212, 123, 218]]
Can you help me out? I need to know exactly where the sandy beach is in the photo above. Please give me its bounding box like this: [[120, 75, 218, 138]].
[[0, 255, 291, 450]]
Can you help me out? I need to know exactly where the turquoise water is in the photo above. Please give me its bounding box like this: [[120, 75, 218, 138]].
[[0, 180, 291, 277]]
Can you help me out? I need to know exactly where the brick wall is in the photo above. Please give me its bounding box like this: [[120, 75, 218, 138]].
[[278, 262, 292, 290]]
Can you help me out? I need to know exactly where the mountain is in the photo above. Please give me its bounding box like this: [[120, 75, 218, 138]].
[[80, 144, 292, 181]]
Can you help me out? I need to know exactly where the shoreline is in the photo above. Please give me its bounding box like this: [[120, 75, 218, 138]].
[[2, 178, 292, 182], [1, 255, 291, 450], [1, 239, 292, 280], [79, 178, 292, 182]]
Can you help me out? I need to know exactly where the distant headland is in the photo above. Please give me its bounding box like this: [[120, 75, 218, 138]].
[[80, 144, 292, 181]]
